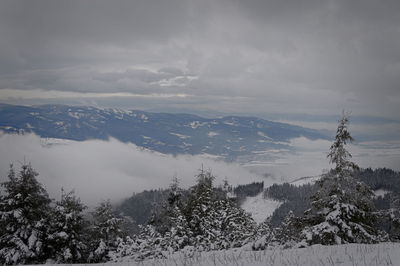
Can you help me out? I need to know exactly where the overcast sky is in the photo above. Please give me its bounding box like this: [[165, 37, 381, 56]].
[[1, 0, 399, 119]]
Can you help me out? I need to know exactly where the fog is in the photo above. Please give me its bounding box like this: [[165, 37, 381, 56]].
[[1, 134, 399, 206], [0, 134, 264, 206]]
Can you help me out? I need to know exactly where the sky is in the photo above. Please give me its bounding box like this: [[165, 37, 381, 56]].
[[0, 0, 400, 120]]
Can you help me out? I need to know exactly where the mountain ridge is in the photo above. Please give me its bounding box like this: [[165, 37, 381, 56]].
[[0, 104, 329, 160]]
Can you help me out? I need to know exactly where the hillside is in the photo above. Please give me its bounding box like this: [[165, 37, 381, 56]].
[[0, 104, 328, 160]]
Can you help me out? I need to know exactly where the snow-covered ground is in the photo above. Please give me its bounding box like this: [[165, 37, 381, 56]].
[[28, 242, 400, 266], [290, 175, 322, 186], [241, 192, 282, 223], [373, 188, 390, 198]]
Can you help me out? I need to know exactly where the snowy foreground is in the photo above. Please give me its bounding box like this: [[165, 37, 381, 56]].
[[30, 243, 399, 266]]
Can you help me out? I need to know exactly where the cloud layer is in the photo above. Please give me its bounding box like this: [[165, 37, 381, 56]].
[[0, 0, 399, 118], [1, 133, 399, 207], [0, 134, 265, 206]]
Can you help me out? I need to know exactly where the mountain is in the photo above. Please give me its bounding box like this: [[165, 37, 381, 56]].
[[0, 104, 328, 160]]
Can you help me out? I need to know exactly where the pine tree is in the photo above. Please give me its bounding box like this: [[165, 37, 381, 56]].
[[135, 224, 165, 260], [184, 170, 256, 251], [0, 164, 51, 265], [301, 113, 384, 245], [162, 176, 193, 251], [274, 211, 302, 247], [214, 197, 256, 249], [327, 111, 359, 176], [252, 218, 275, 250], [47, 189, 87, 263], [185, 169, 220, 251], [91, 200, 123, 261]]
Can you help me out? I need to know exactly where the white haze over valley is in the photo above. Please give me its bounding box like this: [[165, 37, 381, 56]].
[[0, 133, 399, 206]]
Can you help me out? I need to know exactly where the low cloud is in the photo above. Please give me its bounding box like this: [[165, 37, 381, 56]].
[[0, 134, 263, 206], [1, 134, 399, 207]]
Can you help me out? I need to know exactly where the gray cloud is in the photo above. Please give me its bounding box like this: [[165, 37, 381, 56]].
[[0, 134, 265, 206], [1, 133, 399, 206], [0, 0, 399, 119]]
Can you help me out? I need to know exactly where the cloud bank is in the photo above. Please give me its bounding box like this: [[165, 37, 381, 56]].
[[0, 134, 399, 206], [0, 134, 264, 206]]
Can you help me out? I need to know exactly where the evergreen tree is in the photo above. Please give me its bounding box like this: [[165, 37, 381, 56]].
[[301, 113, 384, 245], [327, 111, 359, 175], [47, 189, 87, 263], [252, 218, 275, 250], [274, 211, 302, 247], [185, 170, 256, 250], [185, 169, 220, 251], [214, 197, 256, 248], [0, 164, 51, 265], [91, 200, 123, 261], [162, 177, 193, 251]]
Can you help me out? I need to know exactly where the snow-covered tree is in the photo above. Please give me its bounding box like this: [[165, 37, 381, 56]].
[[162, 177, 193, 251], [274, 211, 302, 247], [327, 111, 359, 176], [0, 164, 51, 265], [47, 189, 87, 263], [185, 170, 256, 250], [213, 192, 256, 249], [301, 113, 384, 245], [252, 218, 275, 250], [185, 169, 221, 251], [91, 200, 123, 261]]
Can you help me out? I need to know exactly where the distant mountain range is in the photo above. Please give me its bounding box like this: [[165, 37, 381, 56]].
[[0, 104, 328, 160]]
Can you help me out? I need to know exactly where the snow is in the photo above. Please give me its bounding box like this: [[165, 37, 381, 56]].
[[373, 189, 390, 198], [257, 131, 272, 140], [24, 242, 400, 266], [68, 111, 85, 119], [290, 175, 322, 186], [140, 114, 148, 121], [26, 123, 34, 129], [188, 121, 207, 129], [170, 133, 191, 139], [241, 192, 282, 224], [207, 131, 219, 137], [223, 121, 238, 126]]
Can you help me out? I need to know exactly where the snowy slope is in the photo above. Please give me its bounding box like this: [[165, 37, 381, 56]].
[[26, 242, 400, 265], [241, 192, 282, 223], [289, 175, 322, 186]]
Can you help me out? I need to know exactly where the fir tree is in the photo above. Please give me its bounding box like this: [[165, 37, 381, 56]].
[[47, 189, 87, 263], [162, 176, 193, 251], [185, 169, 220, 251], [327, 111, 359, 176], [252, 218, 275, 250], [274, 211, 302, 247], [91, 199, 123, 261], [214, 197, 256, 248], [0, 164, 51, 265], [185, 170, 256, 250], [301, 113, 384, 245]]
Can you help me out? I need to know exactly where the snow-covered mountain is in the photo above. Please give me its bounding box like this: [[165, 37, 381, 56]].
[[0, 104, 328, 160]]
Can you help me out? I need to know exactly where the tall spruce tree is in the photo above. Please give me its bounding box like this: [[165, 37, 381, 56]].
[[301, 112, 383, 245], [47, 189, 87, 263], [327, 111, 359, 175], [91, 200, 123, 262], [0, 164, 51, 265], [185, 168, 221, 250]]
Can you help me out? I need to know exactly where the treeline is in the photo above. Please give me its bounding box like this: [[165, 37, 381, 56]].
[[0, 164, 259, 264], [264, 183, 317, 226], [265, 168, 400, 226], [117, 181, 264, 229]]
